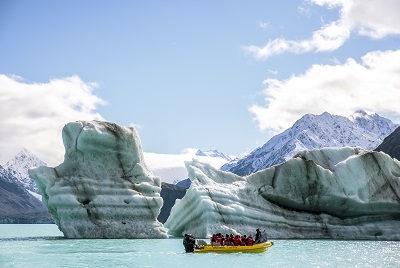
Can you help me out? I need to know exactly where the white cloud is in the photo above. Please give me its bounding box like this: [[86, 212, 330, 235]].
[[245, 0, 400, 59], [250, 49, 400, 132], [245, 21, 350, 59], [144, 150, 230, 184], [342, 0, 400, 38], [0, 74, 106, 166]]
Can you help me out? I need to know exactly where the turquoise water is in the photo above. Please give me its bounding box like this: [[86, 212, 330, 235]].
[[1, 225, 399, 268]]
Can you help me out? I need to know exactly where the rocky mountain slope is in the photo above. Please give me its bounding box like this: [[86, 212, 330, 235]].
[[375, 126, 400, 160], [0, 165, 52, 223], [222, 110, 398, 176]]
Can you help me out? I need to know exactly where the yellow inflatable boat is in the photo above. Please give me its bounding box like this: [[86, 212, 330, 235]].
[[193, 241, 273, 253]]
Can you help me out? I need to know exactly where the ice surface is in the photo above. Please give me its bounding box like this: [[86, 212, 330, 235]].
[[165, 147, 400, 240], [29, 121, 167, 238]]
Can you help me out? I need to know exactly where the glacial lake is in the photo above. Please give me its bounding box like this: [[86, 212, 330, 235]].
[[1, 224, 399, 268]]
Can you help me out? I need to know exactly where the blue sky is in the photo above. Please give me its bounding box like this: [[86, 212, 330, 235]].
[[1, 0, 399, 165]]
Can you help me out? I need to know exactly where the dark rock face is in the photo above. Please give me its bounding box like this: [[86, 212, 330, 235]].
[[375, 127, 400, 160], [0, 165, 52, 223], [158, 182, 186, 223]]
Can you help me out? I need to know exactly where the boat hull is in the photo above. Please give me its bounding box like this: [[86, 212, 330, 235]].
[[194, 241, 273, 253]]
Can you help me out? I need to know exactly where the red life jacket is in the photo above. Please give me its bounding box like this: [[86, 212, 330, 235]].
[[216, 236, 223, 245], [210, 235, 216, 243], [246, 237, 254, 246], [233, 237, 241, 246], [224, 237, 230, 245]]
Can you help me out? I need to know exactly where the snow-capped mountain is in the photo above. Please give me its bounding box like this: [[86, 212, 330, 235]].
[[5, 149, 46, 195], [195, 149, 233, 161], [221, 110, 398, 176], [0, 164, 51, 223], [0, 164, 21, 186]]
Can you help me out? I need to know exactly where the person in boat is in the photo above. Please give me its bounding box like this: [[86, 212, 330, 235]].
[[216, 233, 224, 246], [183, 234, 197, 252], [246, 235, 254, 246], [241, 235, 247, 246], [254, 229, 268, 244], [224, 234, 231, 246], [210, 234, 216, 245], [233, 234, 242, 246], [255, 229, 261, 243]]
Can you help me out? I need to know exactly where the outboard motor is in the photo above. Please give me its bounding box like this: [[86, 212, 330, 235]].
[[183, 234, 196, 253]]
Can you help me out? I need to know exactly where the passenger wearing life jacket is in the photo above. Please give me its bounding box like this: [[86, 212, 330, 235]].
[[241, 235, 247, 246], [233, 235, 242, 246], [216, 233, 223, 246], [246, 236, 254, 246], [210, 234, 217, 245], [229, 234, 234, 245], [224, 234, 231, 246]]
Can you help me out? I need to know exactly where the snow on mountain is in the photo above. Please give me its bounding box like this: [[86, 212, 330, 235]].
[[144, 149, 231, 184], [0, 164, 31, 197], [0, 164, 19, 185], [195, 149, 233, 161], [5, 149, 47, 195], [222, 110, 398, 176], [0, 164, 51, 223]]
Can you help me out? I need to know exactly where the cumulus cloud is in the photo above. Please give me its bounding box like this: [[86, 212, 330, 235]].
[[245, 0, 400, 59], [342, 0, 400, 38], [0, 74, 105, 165], [250, 49, 400, 132]]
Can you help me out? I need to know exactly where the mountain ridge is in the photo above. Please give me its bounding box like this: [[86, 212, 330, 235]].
[[222, 110, 398, 176], [0, 164, 52, 223], [195, 149, 233, 161], [4, 148, 46, 195]]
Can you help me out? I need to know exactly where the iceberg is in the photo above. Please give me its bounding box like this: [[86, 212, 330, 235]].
[[165, 147, 400, 240], [29, 121, 167, 238]]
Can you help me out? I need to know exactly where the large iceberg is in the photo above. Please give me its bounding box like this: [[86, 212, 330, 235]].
[[165, 147, 400, 240], [29, 121, 167, 238]]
